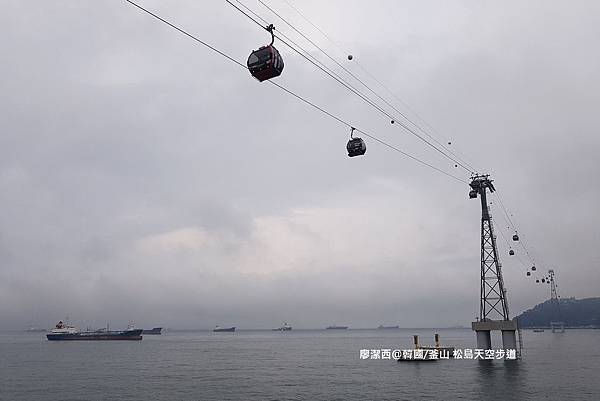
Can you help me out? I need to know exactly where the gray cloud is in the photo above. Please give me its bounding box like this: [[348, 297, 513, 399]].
[[1, 0, 599, 330]]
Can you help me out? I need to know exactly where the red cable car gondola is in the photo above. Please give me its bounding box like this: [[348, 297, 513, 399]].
[[247, 24, 284, 82]]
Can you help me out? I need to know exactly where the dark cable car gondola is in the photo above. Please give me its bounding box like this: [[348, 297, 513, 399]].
[[509, 249, 515, 256], [536, 279, 540, 283], [526, 271, 531, 276], [247, 24, 284, 82], [347, 127, 366, 157], [541, 278, 545, 283], [531, 266, 536, 271], [512, 232, 519, 241]]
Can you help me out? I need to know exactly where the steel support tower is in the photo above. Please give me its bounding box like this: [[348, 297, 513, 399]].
[[471, 175, 510, 320], [469, 174, 520, 356]]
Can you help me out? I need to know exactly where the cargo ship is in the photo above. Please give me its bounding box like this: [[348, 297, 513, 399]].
[[213, 326, 236, 332], [272, 322, 292, 331], [142, 327, 162, 335], [46, 321, 143, 341], [326, 325, 348, 330]]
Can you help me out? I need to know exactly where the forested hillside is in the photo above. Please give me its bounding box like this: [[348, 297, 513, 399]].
[[517, 297, 600, 328]]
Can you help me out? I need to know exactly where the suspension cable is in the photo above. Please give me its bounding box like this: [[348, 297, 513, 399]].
[[273, 0, 481, 173], [124, 0, 469, 185], [226, 0, 475, 173]]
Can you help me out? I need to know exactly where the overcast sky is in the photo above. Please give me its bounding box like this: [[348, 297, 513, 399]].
[[1, 0, 599, 330]]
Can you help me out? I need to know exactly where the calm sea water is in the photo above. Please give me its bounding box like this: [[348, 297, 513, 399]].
[[1, 328, 598, 400]]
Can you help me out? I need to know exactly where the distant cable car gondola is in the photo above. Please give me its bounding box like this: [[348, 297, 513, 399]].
[[536, 279, 540, 283], [531, 266, 536, 271], [247, 24, 284, 82], [509, 249, 515, 256], [541, 278, 545, 283], [347, 127, 366, 157], [526, 271, 531, 276], [512, 232, 519, 241]]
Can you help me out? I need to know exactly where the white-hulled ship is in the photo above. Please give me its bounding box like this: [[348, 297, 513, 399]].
[[25, 326, 47, 333], [272, 322, 292, 331], [213, 326, 236, 332]]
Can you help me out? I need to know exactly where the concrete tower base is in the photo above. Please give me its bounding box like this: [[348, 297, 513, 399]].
[[501, 330, 517, 350], [475, 330, 491, 349], [472, 319, 519, 358]]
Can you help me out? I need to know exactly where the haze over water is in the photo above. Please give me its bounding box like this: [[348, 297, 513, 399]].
[[1, 329, 598, 400], [2, 1, 600, 400]]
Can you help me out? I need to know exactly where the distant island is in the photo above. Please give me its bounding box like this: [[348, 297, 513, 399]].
[[516, 297, 600, 328]]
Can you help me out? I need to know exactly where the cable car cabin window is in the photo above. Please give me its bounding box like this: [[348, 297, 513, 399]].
[[248, 47, 272, 69], [247, 53, 260, 66]]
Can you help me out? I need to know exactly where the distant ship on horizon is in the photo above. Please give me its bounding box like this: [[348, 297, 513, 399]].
[[326, 325, 348, 330], [377, 325, 400, 330], [213, 326, 236, 332], [142, 327, 162, 335], [272, 322, 292, 331], [25, 326, 46, 333]]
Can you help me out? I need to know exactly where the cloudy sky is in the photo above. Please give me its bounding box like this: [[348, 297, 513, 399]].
[[1, 0, 599, 330]]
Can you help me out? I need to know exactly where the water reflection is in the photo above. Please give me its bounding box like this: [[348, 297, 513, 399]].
[[474, 359, 526, 400]]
